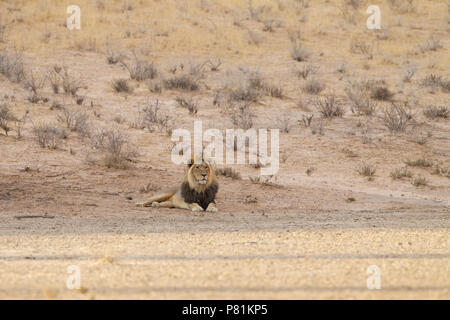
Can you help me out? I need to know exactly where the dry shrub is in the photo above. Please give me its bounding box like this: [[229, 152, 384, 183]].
[[47, 67, 61, 93], [105, 44, 121, 64], [423, 106, 449, 120], [356, 163, 376, 177], [313, 93, 344, 118], [350, 38, 374, 57], [390, 167, 412, 180], [89, 127, 136, 168], [403, 66, 416, 83], [176, 96, 198, 114], [147, 79, 163, 93], [277, 113, 292, 133], [227, 73, 264, 103], [404, 158, 433, 168], [418, 37, 442, 53], [420, 74, 450, 92], [58, 66, 86, 96], [215, 166, 241, 179], [296, 64, 318, 80], [112, 78, 133, 93], [370, 86, 394, 101], [303, 78, 325, 94], [299, 114, 314, 127], [134, 99, 173, 134], [345, 82, 378, 115], [122, 53, 157, 81], [291, 41, 310, 62], [230, 102, 254, 129], [0, 103, 18, 135], [249, 175, 281, 188], [33, 123, 67, 149], [57, 107, 90, 137], [412, 176, 427, 187], [164, 75, 199, 91], [381, 102, 413, 132], [0, 50, 24, 83], [23, 71, 46, 103]]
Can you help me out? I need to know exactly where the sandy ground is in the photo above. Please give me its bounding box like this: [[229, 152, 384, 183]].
[[0, 0, 449, 299], [0, 167, 449, 299]]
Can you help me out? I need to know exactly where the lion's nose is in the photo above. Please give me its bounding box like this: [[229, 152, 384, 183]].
[[202, 174, 207, 177]]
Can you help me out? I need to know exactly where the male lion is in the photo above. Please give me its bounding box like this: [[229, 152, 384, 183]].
[[136, 159, 219, 212]]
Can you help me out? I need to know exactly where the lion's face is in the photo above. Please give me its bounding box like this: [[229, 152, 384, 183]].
[[190, 163, 211, 185]]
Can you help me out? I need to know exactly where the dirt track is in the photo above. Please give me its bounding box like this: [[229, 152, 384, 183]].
[[0, 169, 449, 299]]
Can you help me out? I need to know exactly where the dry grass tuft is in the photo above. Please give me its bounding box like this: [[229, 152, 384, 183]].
[[89, 127, 137, 168], [423, 106, 449, 120], [303, 78, 325, 95], [112, 78, 133, 93], [33, 123, 67, 149], [0, 50, 24, 83], [216, 166, 241, 179], [0, 103, 18, 136], [313, 93, 344, 118], [390, 167, 413, 180], [230, 102, 254, 129], [176, 96, 198, 114]]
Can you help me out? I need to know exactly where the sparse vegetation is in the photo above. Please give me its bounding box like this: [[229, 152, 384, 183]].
[[313, 93, 344, 118], [23, 71, 46, 103], [33, 123, 66, 149], [277, 113, 292, 133], [356, 163, 376, 178], [0, 50, 24, 83], [390, 167, 413, 180], [230, 102, 254, 129], [303, 78, 325, 95], [249, 175, 280, 188], [0, 103, 18, 136], [164, 75, 199, 91], [89, 127, 137, 168], [381, 102, 413, 132], [57, 107, 90, 137], [215, 166, 241, 179], [176, 96, 198, 114], [370, 86, 394, 101], [346, 82, 378, 116], [296, 64, 318, 80], [112, 78, 133, 93], [59, 66, 86, 96], [412, 176, 428, 187], [122, 53, 157, 81], [423, 106, 449, 120], [420, 74, 450, 92], [405, 158, 433, 168], [291, 41, 310, 62], [136, 100, 173, 134]]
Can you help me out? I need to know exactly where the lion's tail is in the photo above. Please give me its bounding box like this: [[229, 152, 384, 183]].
[[147, 188, 178, 203]]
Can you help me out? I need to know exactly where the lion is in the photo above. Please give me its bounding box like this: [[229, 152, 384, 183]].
[[136, 159, 219, 212]]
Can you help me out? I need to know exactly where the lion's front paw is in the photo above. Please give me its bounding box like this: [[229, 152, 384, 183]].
[[206, 203, 218, 212], [151, 202, 158, 207], [136, 202, 145, 207], [190, 203, 203, 212]]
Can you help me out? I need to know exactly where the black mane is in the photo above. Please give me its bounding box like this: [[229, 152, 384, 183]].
[[181, 182, 218, 210]]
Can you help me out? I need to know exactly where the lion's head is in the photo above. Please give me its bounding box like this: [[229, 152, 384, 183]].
[[185, 158, 217, 193]]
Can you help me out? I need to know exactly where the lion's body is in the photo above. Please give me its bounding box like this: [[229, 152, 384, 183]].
[[137, 161, 219, 212]]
